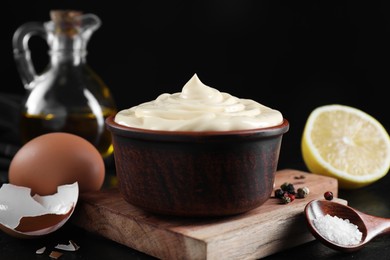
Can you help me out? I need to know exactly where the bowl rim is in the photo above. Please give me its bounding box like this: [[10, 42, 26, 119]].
[[105, 115, 289, 138]]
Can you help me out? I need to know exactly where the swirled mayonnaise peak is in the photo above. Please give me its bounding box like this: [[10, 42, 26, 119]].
[[114, 74, 283, 131]]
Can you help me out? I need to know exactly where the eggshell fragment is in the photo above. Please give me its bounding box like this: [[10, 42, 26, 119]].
[[55, 240, 80, 251], [36, 247, 46, 254], [8, 132, 105, 196], [0, 182, 78, 238], [49, 251, 63, 259]]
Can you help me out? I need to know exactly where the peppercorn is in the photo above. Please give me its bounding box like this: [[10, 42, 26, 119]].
[[287, 184, 295, 194], [324, 191, 334, 201], [280, 182, 289, 191], [274, 188, 284, 199], [297, 187, 310, 198], [281, 182, 296, 194], [287, 193, 295, 202], [274, 183, 311, 204], [281, 193, 291, 204]]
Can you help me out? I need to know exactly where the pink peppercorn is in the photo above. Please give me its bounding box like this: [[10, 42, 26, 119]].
[[324, 191, 334, 201]]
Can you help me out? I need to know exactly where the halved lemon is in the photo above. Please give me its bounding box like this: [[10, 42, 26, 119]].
[[301, 104, 390, 189]]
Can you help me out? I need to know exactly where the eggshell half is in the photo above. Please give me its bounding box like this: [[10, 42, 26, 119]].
[[0, 182, 78, 238]]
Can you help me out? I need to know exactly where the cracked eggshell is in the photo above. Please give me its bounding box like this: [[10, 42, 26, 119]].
[[0, 182, 78, 238]]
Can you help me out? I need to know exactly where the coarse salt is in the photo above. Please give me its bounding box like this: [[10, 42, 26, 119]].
[[313, 214, 362, 246]]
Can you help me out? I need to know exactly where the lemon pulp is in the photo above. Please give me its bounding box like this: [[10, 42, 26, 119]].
[[301, 104, 390, 189]]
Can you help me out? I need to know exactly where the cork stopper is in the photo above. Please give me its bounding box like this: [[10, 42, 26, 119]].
[[49, 10, 83, 35]]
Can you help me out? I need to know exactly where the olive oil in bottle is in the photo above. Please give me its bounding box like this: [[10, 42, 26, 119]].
[[13, 10, 117, 161]]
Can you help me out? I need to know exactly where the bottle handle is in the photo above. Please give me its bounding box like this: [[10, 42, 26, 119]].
[[12, 22, 46, 90]]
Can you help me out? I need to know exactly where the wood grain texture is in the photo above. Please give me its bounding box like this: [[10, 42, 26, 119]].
[[72, 169, 343, 259]]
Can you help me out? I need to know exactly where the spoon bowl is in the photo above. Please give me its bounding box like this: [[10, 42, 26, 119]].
[[305, 199, 390, 252]]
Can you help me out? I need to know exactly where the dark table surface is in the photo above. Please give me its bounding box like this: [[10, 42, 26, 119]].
[[1, 163, 390, 260]]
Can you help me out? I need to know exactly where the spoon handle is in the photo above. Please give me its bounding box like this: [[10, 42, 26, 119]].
[[357, 210, 390, 240]]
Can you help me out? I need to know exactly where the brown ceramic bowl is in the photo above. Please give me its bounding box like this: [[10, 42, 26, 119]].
[[106, 116, 289, 217]]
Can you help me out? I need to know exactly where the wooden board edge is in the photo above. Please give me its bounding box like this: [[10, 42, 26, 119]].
[[72, 199, 208, 259]]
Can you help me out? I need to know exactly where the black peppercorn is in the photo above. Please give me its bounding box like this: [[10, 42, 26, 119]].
[[281, 182, 295, 194], [274, 188, 284, 199], [280, 182, 288, 190], [285, 183, 295, 194]]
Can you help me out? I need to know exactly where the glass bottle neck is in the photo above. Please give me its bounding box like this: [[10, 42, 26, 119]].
[[50, 50, 87, 66], [48, 33, 89, 66]]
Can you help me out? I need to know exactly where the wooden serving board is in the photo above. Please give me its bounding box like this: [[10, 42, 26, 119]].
[[72, 169, 343, 259]]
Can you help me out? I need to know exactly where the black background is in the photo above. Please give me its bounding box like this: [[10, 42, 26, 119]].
[[1, 1, 389, 170]]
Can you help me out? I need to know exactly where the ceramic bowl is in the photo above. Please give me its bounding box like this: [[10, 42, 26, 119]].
[[106, 116, 289, 217]]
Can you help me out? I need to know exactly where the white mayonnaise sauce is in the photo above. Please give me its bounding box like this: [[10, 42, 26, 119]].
[[115, 74, 283, 131]]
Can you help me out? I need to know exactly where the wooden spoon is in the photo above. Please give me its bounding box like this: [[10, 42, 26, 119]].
[[304, 199, 390, 252]]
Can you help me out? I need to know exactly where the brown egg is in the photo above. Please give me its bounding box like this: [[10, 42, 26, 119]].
[[8, 132, 105, 195]]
